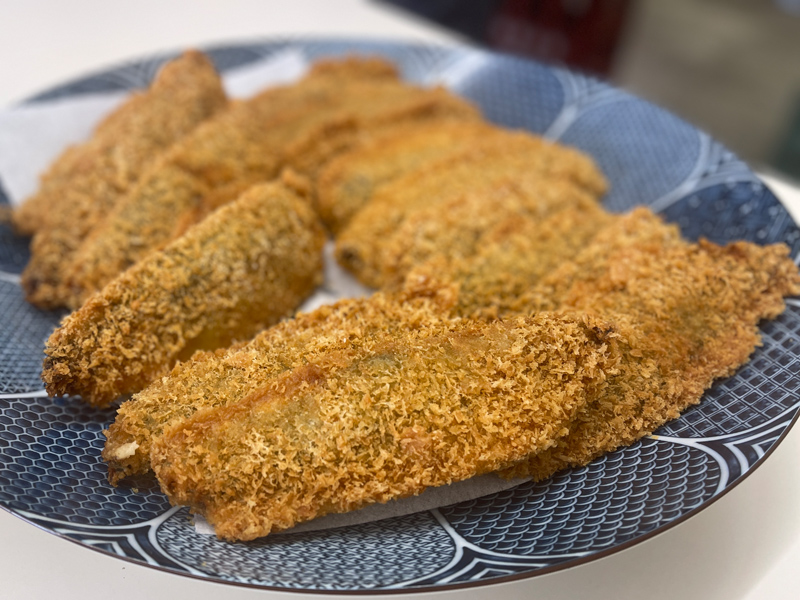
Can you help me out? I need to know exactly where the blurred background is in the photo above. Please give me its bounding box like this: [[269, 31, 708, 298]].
[[2, 0, 799, 182], [379, 0, 800, 182]]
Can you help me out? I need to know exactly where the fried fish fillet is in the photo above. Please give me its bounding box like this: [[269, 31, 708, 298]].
[[335, 131, 608, 288], [60, 58, 396, 307], [282, 86, 482, 194], [379, 180, 610, 289], [103, 284, 458, 484], [18, 51, 228, 308], [498, 208, 800, 480], [66, 61, 479, 306], [312, 120, 495, 234], [42, 180, 325, 407], [149, 312, 619, 541], [317, 120, 497, 234]]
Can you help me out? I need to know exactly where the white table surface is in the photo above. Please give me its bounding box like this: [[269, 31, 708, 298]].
[[1, 2, 799, 598]]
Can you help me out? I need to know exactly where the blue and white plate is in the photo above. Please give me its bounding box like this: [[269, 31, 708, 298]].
[[1, 39, 799, 594]]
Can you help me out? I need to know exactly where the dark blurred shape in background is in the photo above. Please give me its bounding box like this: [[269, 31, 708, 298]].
[[378, 0, 800, 181], [380, 0, 631, 76]]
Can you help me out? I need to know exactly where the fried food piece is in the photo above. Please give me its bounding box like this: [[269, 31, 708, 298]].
[[149, 312, 619, 541], [287, 99, 484, 220], [61, 58, 396, 307], [380, 180, 609, 289], [42, 180, 325, 407], [66, 63, 479, 306], [404, 218, 615, 322], [500, 208, 800, 480], [18, 51, 228, 308], [316, 120, 500, 234], [103, 284, 458, 484], [11, 51, 226, 237], [335, 131, 608, 288]]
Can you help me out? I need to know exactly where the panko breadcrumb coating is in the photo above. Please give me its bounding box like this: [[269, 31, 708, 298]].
[[62, 58, 396, 306], [150, 312, 620, 541], [335, 131, 608, 288], [42, 180, 325, 407], [66, 61, 479, 306], [285, 94, 483, 213], [18, 51, 228, 308], [380, 179, 609, 289], [316, 120, 493, 233], [500, 208, 800, 480], [25, 51, 800, 544], [103, 283, 458, 484]]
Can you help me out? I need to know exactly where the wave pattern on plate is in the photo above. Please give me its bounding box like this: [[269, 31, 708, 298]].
[[156, 509, 455, 590], [559, 95, 702, 212], [452, 52, 565, 134], [662, 181, 800, 252], [440, 439, 719, 557]]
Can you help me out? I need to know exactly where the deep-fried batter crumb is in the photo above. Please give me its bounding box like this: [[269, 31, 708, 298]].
[[103, 283, 459, 483], [335, 131, 608, 288], [499, 208, 800, 479], [67, 64, 479, 305], [150, 312, 619, 541], [18, 51, 228, 308], [42, 181, 325, 407], [316, 120, 493, 233]]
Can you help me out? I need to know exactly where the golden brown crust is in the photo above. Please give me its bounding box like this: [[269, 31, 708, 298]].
[[66, 66, 479, 305], [150, 312, 619, 541], [500, 208, 800, 479], [42, 181, 325, 407], [17, 51, 228, 308], [103, 283, 459, 483], [23, 54, 800, 542], [335, 131, 608, 288], [381, 180, 608, 290], [317, 120, 497, 234], [283, 87, 483, 202]]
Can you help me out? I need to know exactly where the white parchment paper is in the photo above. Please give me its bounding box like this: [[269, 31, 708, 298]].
[[0, 50, 528, 535]]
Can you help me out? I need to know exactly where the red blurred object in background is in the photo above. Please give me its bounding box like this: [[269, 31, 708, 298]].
[[379, 0, 632, 76], [487, 0, 631, 75]]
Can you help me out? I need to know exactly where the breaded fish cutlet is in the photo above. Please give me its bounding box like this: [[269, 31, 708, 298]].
[[18, 51, 228, 309], [316, 120, 495, 234], [150, 312, 620, 541], [42, 180, 325, 407], [65, 63, 480, 306], [12, 51, 227, 237], [497, 208, 800, 480], [335, 131, 608, 288], [379, 179, 610, 290], [61, 58, 399, 306], [103, 283, 459, 484]]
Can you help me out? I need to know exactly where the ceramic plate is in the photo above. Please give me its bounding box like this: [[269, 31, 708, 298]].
[[1, 39, 799, 594]]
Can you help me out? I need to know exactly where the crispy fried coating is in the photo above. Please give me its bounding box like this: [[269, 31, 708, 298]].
[[500, 208, 800, 480], [335, 131, 608, 288], [66, 62, 479, 306], [103, 284, 459, 484], [284, 93, 483, 213], [380, 180, 609, 289], [62, 59, 396, 306], [42, 181, 325, 407], [18, 51, 228, 308], [149, 312, 619, 541], [316, 120, 499, 234]]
